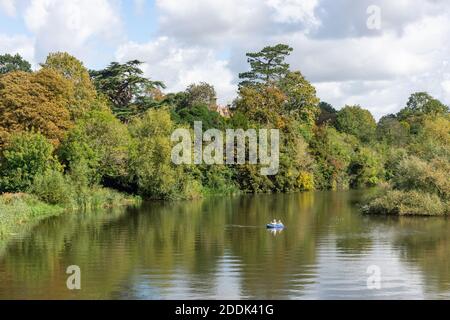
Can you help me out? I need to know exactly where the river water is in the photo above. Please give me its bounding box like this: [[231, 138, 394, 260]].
[[0, 191, 449, 299]]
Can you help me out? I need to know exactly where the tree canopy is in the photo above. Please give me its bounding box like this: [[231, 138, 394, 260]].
[[335, 105, 377, 142], [0, 54, 32, 75], [90, 60, 165, 120], [239, 44, 293, 88], [0, 69, 73, 146], [185, 82, 217, 109], [41, 52, 99, 119]]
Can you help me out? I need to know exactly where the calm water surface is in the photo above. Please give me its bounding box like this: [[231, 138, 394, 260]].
[[0, 191, 449, 299]]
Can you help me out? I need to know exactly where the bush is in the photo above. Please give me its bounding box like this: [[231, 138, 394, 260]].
[[365, 190, 448, 216], [310, 126, 356, 190], [348, 146, 384, 188], [393, 156, 449, 200], [59, 110, 131, 186], [0, 132, 62, 192], [29, 170, 72, 205], [298, 171, 314, 191]]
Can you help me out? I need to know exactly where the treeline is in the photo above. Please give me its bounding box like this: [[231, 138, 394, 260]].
[[0, 46, 448, 215]]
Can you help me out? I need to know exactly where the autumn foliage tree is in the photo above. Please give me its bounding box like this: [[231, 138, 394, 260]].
[[0, 69, 73, 146]]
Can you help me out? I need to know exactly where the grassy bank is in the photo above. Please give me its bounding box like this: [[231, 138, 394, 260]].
[[363, 153, 449, 217], [363, 189, 449, 216], [0, 189, 140, 254]]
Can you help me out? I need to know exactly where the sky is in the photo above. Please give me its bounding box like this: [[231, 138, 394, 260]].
[[1, 0, 450, 119]]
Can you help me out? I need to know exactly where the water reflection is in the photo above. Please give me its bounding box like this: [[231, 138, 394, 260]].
[[0, 191, 449, 299], [267, 228, 284, 236]]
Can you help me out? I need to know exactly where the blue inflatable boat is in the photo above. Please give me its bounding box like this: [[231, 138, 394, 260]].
[[266, 223, 285, 229]]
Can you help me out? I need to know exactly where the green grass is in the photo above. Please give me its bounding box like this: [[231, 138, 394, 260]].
[[0, 193, 63, 254]]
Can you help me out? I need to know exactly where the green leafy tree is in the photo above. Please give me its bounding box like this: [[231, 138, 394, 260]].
[[335, 105, 376, 142], [239, 44, 293, 87], [41, 52, 100, 119], [397, 92, 449, 134], [185, 82, 217, 109], [173, 104, 225, 130], [279, 71, 320, 125], [348, 147, 384, 188], [128, 108, 197, 199], [376, 114, 409, 146], [90, 60, 165, 120], [310, 126, 357, 190], [59, 110, 131, 187], [0, 131, 61, 192], [0, 53, 32, 74], [399, 92, 449, 119]]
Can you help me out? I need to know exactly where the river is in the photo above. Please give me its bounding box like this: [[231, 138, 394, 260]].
[[0, 191, 449, 299]]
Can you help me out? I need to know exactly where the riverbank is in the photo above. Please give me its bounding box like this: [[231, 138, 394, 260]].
[[0, 190, 140, 254]]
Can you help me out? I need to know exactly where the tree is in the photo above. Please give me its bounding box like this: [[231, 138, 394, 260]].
[[239, 44, 293, 87], [376, 114, 409, 146], [235, 85, 287, 127], [397, 92, 449, 135], [335, 105, 377, 142], [317, 101, 337, 125], [59, 110, 131, 187], [173, 104, 225, 130], [128, 108, 196, 199], [310, 125, 357, 190], [185, 82, 217, 109], [0, 70, 73, 147], [348, 146, 384, 188], [41, 52, 99, 119], [399, 92, 449, 119], [90, 60, 165, 120], [279, 71, 320, 125], [0, 131, 61, 192], [0, 53, 32, 75]]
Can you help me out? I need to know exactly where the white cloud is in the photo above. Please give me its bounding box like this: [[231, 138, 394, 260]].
[[23, 0, 123, 63], [265, 0, 319, 26], [283, 12, 450, 82], [155, 0, 317, 46], [2, 0, 450, 118], [0, 0, 16, 17], [0, 33, 36, 66], [116, 37, 236, 105]]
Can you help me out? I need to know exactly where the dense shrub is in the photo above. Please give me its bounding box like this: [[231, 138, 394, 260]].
[[348, 147, 384, 188], [365, 190, 448, 216], [393, 156, 449, 200], [310, 126, 356, 190], [0, 132, 61, 192], [30, 170, 72, 205], [59, 110, 131, 186]]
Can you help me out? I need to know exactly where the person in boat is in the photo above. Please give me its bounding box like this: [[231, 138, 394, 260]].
[[271, 219, 277, 225], [278, 220, 284, 226]]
